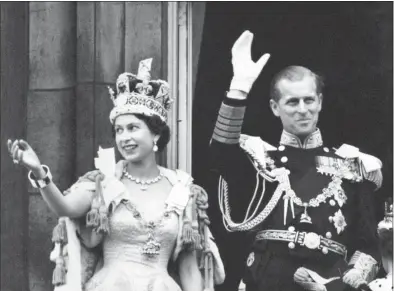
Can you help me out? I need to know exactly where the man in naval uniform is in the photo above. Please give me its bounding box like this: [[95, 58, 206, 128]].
[[210, 30, 383, 291]]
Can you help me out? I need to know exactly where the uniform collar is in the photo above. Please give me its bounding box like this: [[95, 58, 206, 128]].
[[279, 128, 323, 149]]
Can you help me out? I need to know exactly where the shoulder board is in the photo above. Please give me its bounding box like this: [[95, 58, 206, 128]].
[[335, 144, 382, 189]]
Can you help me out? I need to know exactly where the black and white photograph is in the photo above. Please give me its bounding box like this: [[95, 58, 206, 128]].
[[1, 2, 392, 291]]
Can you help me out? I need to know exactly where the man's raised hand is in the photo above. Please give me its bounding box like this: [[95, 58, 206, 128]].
[[230, 30, 270, 94]]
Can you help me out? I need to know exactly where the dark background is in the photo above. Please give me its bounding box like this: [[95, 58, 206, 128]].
[[193, 2, 393, 237]]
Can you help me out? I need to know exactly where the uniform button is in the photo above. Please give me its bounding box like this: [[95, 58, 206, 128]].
[[288, 242, 295, 249], [288, 226, 295, 232], [278, 145, 285, 151], [246, 252, 255, 267], [323, 147, 329, 153], [329, 199, 336, 206], [328, 216, 333, 222], [281, 156, 288, 163], [322, 247, 328, 254], [325, 232, 332, 239]]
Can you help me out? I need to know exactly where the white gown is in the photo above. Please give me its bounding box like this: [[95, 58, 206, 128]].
[[85, 199, 181, 291]]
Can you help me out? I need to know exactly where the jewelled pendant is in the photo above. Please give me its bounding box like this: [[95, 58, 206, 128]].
[[142, 236, 161, 257], [140, 184, 148, 191], [300, 204, 312, 224]]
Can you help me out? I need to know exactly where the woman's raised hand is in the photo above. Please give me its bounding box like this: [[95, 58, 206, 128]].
[[7, 139, 42, 172], [230, 30, 271, 94]]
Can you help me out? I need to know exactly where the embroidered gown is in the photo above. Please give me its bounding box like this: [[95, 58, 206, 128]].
[[84, 198, 182, 291], [50, 165, 225, 291]]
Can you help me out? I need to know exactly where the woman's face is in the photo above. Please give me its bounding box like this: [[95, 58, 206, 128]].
[[114, 114, 157, 163]]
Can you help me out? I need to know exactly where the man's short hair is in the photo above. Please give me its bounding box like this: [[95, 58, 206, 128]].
[[270, 66, 325, 102]]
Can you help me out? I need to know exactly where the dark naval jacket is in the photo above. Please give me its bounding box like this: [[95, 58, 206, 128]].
[[210, 97, 383, 291]]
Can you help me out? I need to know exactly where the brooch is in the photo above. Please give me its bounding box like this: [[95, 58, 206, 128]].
[[330, 209, 347, 234]]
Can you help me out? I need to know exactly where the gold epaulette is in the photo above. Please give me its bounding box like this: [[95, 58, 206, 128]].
[[335, 144, 383, 190]]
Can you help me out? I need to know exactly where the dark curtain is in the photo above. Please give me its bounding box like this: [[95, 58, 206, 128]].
[[192, 1, 392, 252]]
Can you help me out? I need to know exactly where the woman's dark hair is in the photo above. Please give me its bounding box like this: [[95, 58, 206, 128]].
[[112, 113, 170, 152]]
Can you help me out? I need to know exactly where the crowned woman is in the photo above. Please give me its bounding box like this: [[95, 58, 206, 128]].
[[7, 58, 225, 291]]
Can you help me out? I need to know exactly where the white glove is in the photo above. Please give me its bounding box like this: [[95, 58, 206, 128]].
[[230, 30, 270, 94]]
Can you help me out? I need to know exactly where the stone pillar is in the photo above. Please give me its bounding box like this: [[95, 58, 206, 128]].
[[75, 2, 96, 176], [0, 3, 30, 291], [28, 3, 76, 291], [94, 2, 125, 151]]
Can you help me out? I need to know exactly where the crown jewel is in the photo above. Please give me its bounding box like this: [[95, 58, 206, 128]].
[[109, 58, 173, 124]]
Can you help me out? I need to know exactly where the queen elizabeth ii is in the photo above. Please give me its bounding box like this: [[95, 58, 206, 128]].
[[8, 58, 225, 291]]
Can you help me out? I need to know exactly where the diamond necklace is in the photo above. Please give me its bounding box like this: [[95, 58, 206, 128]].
[[122, 169, 164, 191]]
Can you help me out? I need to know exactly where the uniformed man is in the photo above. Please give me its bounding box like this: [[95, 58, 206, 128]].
[[210, 30, 383, 291]]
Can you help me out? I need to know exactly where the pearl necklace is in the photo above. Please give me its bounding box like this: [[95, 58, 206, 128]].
[[122, 169, 164, 191]]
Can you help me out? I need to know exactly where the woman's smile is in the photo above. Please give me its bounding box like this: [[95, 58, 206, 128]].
[[123, 144, 137, 152]]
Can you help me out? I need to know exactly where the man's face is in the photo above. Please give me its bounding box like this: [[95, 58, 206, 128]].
[[270, 76, 322, 138]]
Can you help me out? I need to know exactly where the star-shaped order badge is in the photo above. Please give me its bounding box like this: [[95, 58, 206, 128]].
[[332, 209, 347, 234]]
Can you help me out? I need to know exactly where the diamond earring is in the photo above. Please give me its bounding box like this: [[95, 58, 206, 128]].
[[153, 140, 158, 152]]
